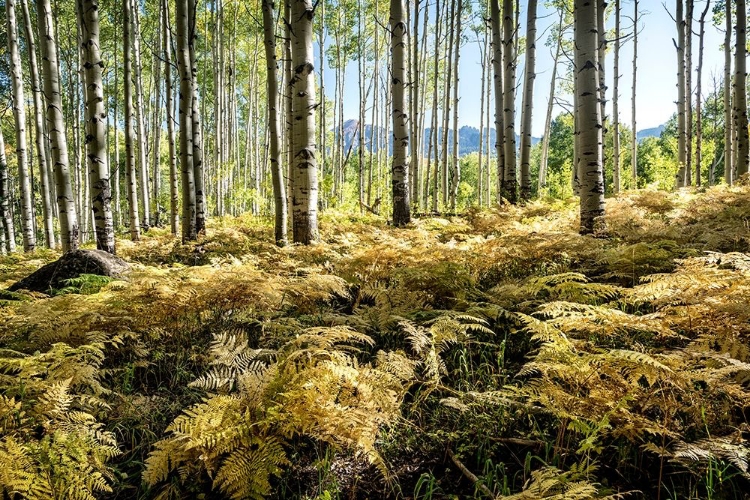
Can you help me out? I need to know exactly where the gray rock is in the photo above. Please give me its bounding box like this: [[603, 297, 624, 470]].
[[8, 249, 129, 293]]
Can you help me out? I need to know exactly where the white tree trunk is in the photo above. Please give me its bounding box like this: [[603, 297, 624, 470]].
[[519, 0, 537, 201], [490, 0, 505, 202], [290, 0, 320, 243], [37, 0, 79, 252], [262, 0, 289, 246], [78, 0, 116, 253], [7, 0, 36, 252], [502, 0, 517, 202], [390, 0, 411, 225], [735, 0, 749, 177], [613, 0, 621, 193], [123, 0, 141, 241], [176, 0, 196, 241], [0, 129, 16, 253], [575, 0, 605, 234], [675, 0, 688, 187], [21, 0, 54, 248], [632, 0, 638, 186], [725, 0, 733, 184], [164, 0, 179, 235], [130, 0, 151, 227]]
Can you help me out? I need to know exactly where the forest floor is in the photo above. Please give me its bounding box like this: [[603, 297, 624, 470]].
[[2, 185, 750, 499]]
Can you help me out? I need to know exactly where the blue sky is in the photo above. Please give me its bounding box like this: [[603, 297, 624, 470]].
[[321, 0, 725, 137]]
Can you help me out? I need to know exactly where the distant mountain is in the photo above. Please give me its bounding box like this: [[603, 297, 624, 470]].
[[337, 120, 540, 157], [637, 124, 666, 141]]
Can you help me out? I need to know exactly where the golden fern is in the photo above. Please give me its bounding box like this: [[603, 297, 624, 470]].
[[145, 325, 414, 498]]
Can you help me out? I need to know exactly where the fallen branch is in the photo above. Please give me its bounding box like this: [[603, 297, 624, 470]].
[[447, 449, 495, 499]]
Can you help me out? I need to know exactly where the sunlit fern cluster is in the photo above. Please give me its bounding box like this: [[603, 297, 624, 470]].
[[2, 187, 750, 498], [0, 343, 119, 499], [143, 326, 415, 499]]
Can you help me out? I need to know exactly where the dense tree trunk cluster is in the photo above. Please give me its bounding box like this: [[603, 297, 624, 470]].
[[1, 0, 749, 252]]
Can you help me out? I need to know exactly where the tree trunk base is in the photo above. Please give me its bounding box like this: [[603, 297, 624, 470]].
[[8, 249, 129, 293]]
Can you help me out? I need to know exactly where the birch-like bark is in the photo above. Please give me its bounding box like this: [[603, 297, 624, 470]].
[[613, 0, 621, 192], [575, 0, 605, 234], [735, 0, 749, 177], [725, 0, 733, 184], [430, 0, 441, 212], [478, 32, 487, 205], [675, 0, 688, 187], [685, 0, 693, 185], [151, 0, 163, 226], [490, 0, 505, 202], [632, 0, 638, 185], [21, 0, 54, 248], [38, 0, 79, 251], [176, 0, 196, 241], [502, 0, 517, 202], [164, 0, 178, 235], [597, 0, 607, 187], [123, 0, 141, 241], [113, 15, 120, 232], [130, 0, 151, 226], [519, 0, 537, 201], [411, 0, 420, 207], [189, 0, 206, 234], [290, 0, 319, 243], [390, 0, 411, 225], [441, 0, 454, 209], [7, 0, 35, 252], [449, 0, 462, 211], [78, 0, 115, 253], [0, 129, 16, 253], [262, 0, 289, 246], [695, 0, 710, 186]]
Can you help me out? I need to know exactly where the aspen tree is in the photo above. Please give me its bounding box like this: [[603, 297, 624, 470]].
[[490, 0, 505, 202], [262, 0, 289, 246], [130, 0, 151, 227], [441, 0, 455, 209], [37, 0, 80, 252], [151, 0, 163, 225], [725, 0, 733, 184], [189, 0, 206, 235], [613, 0, 621, 192], [734, 0, 749, 177], [632, 0, 638, 185], [123, 0, 141, 241], [0, 129, 16, 253], [176, 0, 196, 241], [450, 0, 462, 211], [411, 0, 421, 207], [390, 0, 411, 226], [502, 0, 517, 202], [519, 0, 537, 201], [20, 0, 55, 248], [290, 0, 320, 243], [164, 0, 179, 235], [685, 0, 694, 185], [675, 0, 688, 187], [575, 0, 605, 234], [7, 0, 36, 252], [597, 0, 607, 182], [77, 0, 116, 253]]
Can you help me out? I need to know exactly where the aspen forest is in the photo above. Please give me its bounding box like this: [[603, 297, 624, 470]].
[[4, 0, 750, 498]]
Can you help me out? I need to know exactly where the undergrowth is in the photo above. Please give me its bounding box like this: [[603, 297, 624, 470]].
[[1, 186, 749, 499]]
